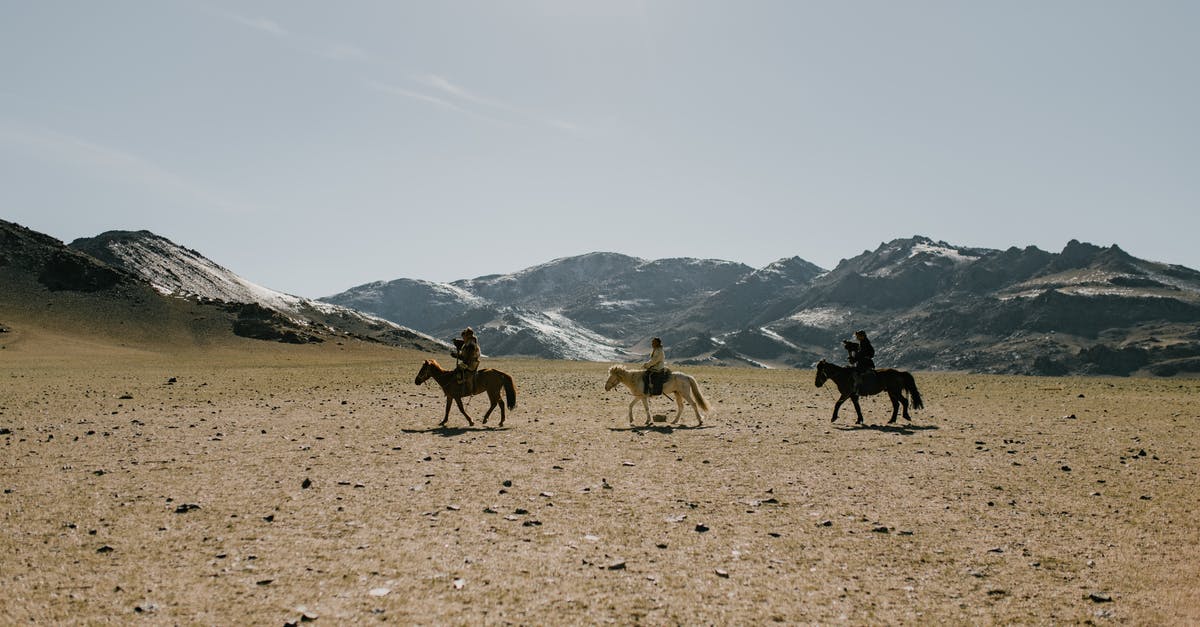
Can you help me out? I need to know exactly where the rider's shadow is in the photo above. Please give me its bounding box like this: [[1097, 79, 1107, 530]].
[[400, 426, 511, 437], [834, 423, 939, 435]]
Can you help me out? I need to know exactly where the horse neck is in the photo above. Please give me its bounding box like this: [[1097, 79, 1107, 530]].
[[424, 362, 455, 384]]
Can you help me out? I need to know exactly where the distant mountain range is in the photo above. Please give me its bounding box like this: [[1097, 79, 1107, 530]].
[[323, 237, 1200, 376], [3, 218, 1198, 375]]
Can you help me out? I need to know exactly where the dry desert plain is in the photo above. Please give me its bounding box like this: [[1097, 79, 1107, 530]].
[[1, 330, 1199, 625]]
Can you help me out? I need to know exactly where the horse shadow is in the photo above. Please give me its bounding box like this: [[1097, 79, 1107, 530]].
[[400, 426, 512, 437], [608, 424, 712, 433], [834, 423, 939, 435]]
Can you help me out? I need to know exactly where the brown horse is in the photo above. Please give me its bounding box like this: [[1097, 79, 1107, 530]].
[[414, 359, 517, 427], [814, 359, 923, 425]]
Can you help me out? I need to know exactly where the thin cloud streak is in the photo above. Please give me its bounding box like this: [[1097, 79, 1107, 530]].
[[412, 73, 594, 136], [224, 13, 288, 37], [365, 80, 510, 127]]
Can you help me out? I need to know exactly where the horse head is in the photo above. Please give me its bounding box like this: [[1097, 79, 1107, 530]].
[[604, 365, 626, 391], [814, 359, 828, 388], [415, 359, 438, 385]]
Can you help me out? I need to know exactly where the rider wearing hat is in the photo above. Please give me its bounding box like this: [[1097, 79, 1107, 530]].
[[845, 330, 875, 394], [451, 327, 481, 393], [643, 337, 667, 395]]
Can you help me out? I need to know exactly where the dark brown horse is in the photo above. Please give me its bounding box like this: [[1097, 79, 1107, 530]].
[[814, 359, 923, 425], [415, 359, 517, 427]]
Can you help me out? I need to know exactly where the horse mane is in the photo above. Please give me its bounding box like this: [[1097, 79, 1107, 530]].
[[425, 358, 445, 370]]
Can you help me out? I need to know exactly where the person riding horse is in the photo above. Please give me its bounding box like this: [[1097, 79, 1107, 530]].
[[843, 330, 876, 394], [643, 337, 669, 395], [451, 327, 481, 394]]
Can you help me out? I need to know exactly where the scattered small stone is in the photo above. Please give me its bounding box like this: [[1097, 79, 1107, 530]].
[[502, 480, 513, 487], [1061, 465, 1071, 472], [256, 579, 273, 586], [522, 520, 542, 527], [167, 377, 177, 384], [1088, 592, 1113, 603], [369, 587, 391, 597], [606, 560, 626, 570], [453, 578, 466, 589], [446, 504, 461, 511], [174, 503, 200, 514], [622, 461, 635, 467], [872, 526, 890, 534], [715, 568, 729, 578], [119, 394, 133, 400], [97, 545, 114, 554], [694, 523, 710, 533], [301, 478, 312, 489], [819, 520, 833, 527]]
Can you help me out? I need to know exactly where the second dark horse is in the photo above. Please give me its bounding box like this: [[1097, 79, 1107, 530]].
[[815, 359, 923, 425]]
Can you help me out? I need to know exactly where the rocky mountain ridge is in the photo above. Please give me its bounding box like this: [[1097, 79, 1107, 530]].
[[325, 236, 1200, 376]]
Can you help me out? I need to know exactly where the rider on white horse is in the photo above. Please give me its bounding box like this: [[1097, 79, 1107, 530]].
[[643, 337, 667, 394]]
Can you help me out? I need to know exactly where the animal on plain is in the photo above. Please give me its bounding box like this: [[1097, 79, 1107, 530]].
[[814, 359, 923, 425], [604, 365, 710, 427], [414, 359, 516, 427]]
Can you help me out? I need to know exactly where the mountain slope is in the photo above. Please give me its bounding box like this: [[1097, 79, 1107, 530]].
[[69, 230, 444, 351]]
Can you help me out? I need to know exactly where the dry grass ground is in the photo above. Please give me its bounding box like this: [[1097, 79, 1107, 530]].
[[2, 328, 1198, 624]]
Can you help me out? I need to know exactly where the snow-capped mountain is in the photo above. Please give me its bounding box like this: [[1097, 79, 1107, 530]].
[[70, 230, 444, 350], [325, 236, 1200, 376]]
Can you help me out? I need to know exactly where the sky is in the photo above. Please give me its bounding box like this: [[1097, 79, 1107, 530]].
[[2, 1, 1197, 299]]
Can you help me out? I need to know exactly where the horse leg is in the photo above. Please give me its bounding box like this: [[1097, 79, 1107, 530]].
[[900, 392, 911, 421], [832, 395, 847, 422], [627, 397, 638, 425], [688, 390, 704, 426], [888, 392, 900, 424], [641, 395, 653, 426], [454, 397, 474, 426], [670, 392, 685, 425], [482, 388, 501, 425], [440, 396, 453, 427], [850, 395, 864, 425]]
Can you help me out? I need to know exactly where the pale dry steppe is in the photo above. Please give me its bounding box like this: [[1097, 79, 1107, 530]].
[[1, 329, 1198, 624]]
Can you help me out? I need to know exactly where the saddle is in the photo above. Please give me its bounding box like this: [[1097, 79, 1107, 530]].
[[455, 367, 477, 395], [643, 369, 671, 396], [855, 369, 880, 395]]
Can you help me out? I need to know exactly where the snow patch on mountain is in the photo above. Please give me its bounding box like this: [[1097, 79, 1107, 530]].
[[786, 307, 851, 329], [486, 309, 628, 362], [100, 235, 306, 313]]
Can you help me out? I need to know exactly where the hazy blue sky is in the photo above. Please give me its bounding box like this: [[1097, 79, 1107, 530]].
[[3, 1, 1197, 298]]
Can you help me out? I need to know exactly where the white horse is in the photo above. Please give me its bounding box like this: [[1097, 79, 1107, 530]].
[[604, 365, 711, 427]]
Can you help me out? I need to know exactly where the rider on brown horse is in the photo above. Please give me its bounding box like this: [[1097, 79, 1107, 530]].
[[451, 327, 481, 394]]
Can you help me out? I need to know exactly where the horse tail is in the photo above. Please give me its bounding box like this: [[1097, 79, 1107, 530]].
[[503, 373, 517, 409], [689, 376, 710, 412], [904, 372, 924, 410]]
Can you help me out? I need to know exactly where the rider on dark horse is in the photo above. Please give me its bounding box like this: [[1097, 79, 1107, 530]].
[[643, 337, 668, 395], [451, 327, 481, 394], [843, 330, 876, 394]]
